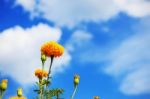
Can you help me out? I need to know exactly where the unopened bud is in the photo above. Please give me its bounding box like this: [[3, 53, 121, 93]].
[[17, 88, 23, 97], [41, 54, 47, 63], [0, 79, 8, 91], [74, 74, 80, 87]]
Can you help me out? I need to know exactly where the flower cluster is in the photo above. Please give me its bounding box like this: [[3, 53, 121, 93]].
[[0, 41, 100, 99], [41, 41, 64, 57], [35, 69, 48, 79]]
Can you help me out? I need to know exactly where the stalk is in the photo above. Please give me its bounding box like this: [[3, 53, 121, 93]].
[[47, 56, 54, 81], [0, 91, 4, 99], [39, 60, 45, 99], [70, 86, 78, 99]]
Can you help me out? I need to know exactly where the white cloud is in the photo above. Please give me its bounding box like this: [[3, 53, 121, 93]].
[[65, 30, 93, 52], [104, 17, 150, 95], [15, 0, 150, 27], [0, 23, 71, 85], [15, 0, 36, 11], [66, 17, 150, 95], [105, 32, 150, 76], [114, 0, 150, 17], [15, 0, 119, 27], [120, 65, 150, 95]]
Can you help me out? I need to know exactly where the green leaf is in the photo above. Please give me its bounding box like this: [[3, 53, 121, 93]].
[[44, 88, 64, 99]]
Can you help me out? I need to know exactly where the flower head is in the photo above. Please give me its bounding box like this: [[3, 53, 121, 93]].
[[94, 96, 100, 99], [35, 69, 48, 79], [0, 79, 8, 90], [74, 74, 80, 87], [41, 41, 64, 57]]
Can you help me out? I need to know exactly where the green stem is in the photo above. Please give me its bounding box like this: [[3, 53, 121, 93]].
[[0, 89, 1, 98], [47, 56, 54, 81], [0, 91, 4, 99], [56, 94, 59, 99], [39, 79, 43, 99], [46, 56, 54, 90], [70, 86, 78, 99], [56, 91, 60, 99], [40, 62, 45, 99]]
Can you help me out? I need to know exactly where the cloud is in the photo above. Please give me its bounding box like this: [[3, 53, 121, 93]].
[[105, 33, 150, 95], [66, 17, 150, 95], [15, 0, 119, 27], [65, 30, 93, 52], [14, 0, 150, 27], [114, 0, 150, 17], [16, 0, 36, 11], [0, 23, 71, 85], [120, 65, 150, 95], [104, 17, 150, 95]]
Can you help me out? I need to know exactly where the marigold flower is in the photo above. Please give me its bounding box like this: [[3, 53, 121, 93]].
[[35, 69, 48, 79], [0, 79, 8, 90], [41, 41, 64, 57], [94, 96, 100, 99], [74, 74, 80, 87]]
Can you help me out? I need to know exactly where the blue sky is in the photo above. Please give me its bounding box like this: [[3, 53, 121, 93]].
[[0, 0, 150, 99]]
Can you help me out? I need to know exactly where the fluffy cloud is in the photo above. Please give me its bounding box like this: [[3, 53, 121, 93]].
[[0, 23, 71, 85], [65, 30, 93, 52], [114, 0, 150, 17], [16, 0, 36, 11], [67, 17, 150, 95], [105, 17, 150, 95], [120, 65, 150, 95], [15, 0, 150, 27], [15, 0, 119, 27]]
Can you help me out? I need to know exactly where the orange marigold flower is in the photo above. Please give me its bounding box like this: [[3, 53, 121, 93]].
[[41, 41, 64, 57], [35, 69, 48, 79]]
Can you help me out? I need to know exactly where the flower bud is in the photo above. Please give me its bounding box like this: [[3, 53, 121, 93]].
[[41, 54, 47, 63], [0, 79, 8, 90], [74, 74, 80, 87], [17, 88, 23, 97], [94, 96, 100, 99]]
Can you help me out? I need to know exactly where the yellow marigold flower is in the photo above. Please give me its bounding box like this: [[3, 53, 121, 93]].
[[74, 74, 80, 87], [35, 69, 48, 79], [94, 96, 100, 99], [41, 41, 64, 57], [0, 79, 8, 90]]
